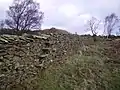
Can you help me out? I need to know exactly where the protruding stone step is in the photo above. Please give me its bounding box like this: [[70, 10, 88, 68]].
[[35, 64, 43, 68], [42, 48, 51, 51], [32, 34, 50, 40], [39, 54, 49, 59]]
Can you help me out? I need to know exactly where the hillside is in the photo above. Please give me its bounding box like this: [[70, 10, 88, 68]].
[[40, 28, 71, 34], [0, 29, 120, 90]]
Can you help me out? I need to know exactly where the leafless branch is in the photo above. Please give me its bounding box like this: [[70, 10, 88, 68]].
[[5, 0, 44, 31]]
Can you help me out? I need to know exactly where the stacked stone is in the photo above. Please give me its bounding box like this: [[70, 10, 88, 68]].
[[0, 32, 82, 89]]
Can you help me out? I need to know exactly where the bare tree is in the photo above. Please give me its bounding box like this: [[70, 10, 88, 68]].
[[116, 29, 120, 36], [0, 20, 5, 29], [5, 0, 44, 31], [104, 13, 119, 37], [86, 17, 100, 41]]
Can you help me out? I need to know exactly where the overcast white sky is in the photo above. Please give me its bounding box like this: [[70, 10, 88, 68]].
[[0, 0, 120, 34]]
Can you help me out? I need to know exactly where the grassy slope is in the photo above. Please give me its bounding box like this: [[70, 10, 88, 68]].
[[11, 37, 120, 90]]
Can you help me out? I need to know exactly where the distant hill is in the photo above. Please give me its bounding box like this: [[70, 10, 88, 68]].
[[40, 27, 71, 34]]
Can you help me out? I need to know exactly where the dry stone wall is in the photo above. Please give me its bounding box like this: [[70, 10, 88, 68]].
[[0, 32, 82, 89]]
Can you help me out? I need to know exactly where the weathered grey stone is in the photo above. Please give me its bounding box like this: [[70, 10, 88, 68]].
[[0, 37, 9, 43], [15, 62, 20, 69], [32, 35, 48, 40], [0, 62, 3, 65], [0, 74, 5, 78], [42, 48, 51, 51], [39, 54, 49, 58]]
